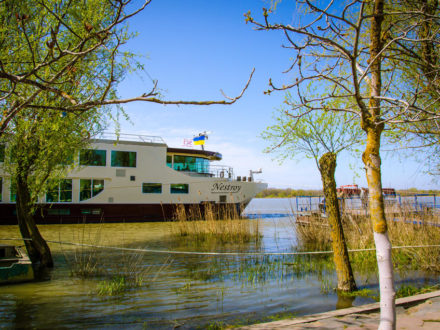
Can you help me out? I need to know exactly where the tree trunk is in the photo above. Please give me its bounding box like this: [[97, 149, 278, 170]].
[[319, 152, 356, 292], [364, 1, 396, 329], [363, 128, 395, 330], [16, 173, 54, 268]]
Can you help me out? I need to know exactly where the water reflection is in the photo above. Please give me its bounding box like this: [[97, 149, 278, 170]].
[[336, 293, 356, 309]]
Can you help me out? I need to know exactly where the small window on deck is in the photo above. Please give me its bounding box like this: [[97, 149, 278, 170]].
[[166, 155, 172, 168], [173, 155, 209, 173], [46, 179, 72, 203], [59, 153, 74, 166], [80, 149, 107, 166], [170, 184, 189, 194], [48, 209, 71, 216], [81, 209, 101, 215], [10, 180, 16, 203], [0, 145, 5, 163], [142, 183, 162, 194], [111, 151, 136, 167], [80, 179, 104, 201]]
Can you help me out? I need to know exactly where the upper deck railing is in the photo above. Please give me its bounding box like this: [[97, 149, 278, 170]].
[[97, 132, 166, 144], [205, 165, 235, 179]]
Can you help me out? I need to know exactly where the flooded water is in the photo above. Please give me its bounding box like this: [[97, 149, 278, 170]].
[[1, 198, 438, 329]]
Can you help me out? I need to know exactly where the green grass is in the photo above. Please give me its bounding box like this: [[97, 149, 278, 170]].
[[97, 276, 130, 295], [395, 284, 440, 298], [339, 288, 379, 301], [320, 277, 335, 294]]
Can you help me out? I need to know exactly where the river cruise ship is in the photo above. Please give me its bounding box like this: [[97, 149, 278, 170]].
[[0, 133, 267, 224]]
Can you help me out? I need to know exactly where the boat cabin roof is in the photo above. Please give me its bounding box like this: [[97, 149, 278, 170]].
[[167, 148, 222, 161]]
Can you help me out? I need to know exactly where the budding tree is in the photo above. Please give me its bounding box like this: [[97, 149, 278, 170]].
[[263, 103, 362, 292]]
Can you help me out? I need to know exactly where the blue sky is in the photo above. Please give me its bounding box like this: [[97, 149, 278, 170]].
[[113, 0, 438, 190]]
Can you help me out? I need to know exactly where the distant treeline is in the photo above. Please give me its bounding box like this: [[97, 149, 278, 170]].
[[256, 188, 440, 198], [397, 188, 440, 196]]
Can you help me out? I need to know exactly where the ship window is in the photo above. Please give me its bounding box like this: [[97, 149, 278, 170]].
[[59, 153, 74, 166], [92, 179, 104, 197], [173, 155, 209, 173], [80, 180, 91, 201], [170, 184, 189, 194], [173, 155, 185, 171], [80, 179, 104, 201], [196, 158, 209, 173], [80, 149, 107, 166], [48, 209, 71, 216], [166, 155, 172, 168], [142, 183, 162, 194], [0, 145, 4, 163], [46, 179, 72, 203], [81, 208, 101, 215], [111, 151, 136, 167], [10, 180, 16, 203]]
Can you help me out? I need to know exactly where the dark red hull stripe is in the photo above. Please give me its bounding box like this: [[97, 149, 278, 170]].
[[0, 203, 246, 225]]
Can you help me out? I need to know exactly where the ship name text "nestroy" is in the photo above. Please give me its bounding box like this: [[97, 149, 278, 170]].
[[211, 183, 241, 193]]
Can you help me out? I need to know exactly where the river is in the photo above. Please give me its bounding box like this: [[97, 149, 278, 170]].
[[0, 198, 438, 329]]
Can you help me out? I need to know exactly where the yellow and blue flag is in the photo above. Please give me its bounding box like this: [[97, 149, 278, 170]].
[[193, 135, 206, 145]]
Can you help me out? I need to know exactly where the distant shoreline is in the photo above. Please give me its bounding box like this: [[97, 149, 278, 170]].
[[256, 188, 440, 198]]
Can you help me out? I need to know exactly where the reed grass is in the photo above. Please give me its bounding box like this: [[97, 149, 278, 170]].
[[96, 257, 171, 296], [171, 203, 261, 245], [62, 223, 106, 278], [293, 206, 440, 273], [62, 223, 171, 295], [97, 276, 128, 295], [294, 213, 332, 251]]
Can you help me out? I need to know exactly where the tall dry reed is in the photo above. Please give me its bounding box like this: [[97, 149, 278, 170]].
[[294, 207, 440, 272], [171, 203, 261, 245], [294, 213, 332, 251]]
